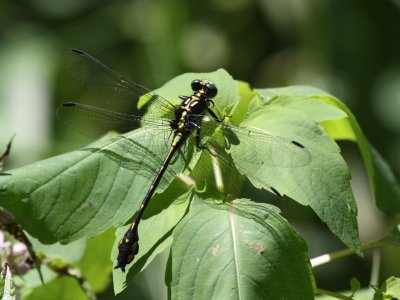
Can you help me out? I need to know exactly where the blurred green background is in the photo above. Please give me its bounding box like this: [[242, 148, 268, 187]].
[[1, 0, 399, 299]]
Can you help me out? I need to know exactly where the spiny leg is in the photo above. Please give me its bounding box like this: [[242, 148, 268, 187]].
[[207, 107, 224, 123], [195, 124, 207, 150]]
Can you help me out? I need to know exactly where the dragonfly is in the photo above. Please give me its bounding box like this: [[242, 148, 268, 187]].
[[57, 49, 311, 272]]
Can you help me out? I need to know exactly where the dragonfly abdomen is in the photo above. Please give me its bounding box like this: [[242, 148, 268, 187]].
[[115, 80, 219, 272]]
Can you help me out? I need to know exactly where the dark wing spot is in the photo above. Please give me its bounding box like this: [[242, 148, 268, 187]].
[[291, 141, 305, 148], [270, 187, 282, 197], [62, 102, 77, 107], [71, 48, 85, 56]]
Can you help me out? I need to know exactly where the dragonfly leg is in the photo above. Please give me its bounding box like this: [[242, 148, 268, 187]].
[[207, 108, 232, 123], [195, 126, 207, 149], [207, 108, 224, 122], [115, 227, 139, 272]]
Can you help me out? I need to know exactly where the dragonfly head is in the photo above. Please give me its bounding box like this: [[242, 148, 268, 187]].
[[191, 79, 218, 99]]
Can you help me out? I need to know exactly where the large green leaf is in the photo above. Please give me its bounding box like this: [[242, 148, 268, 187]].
[[167, 199, 315, 300], [229, 103, 361, 254], [0, 128, 182, 244], [258, 85, 400, 213]]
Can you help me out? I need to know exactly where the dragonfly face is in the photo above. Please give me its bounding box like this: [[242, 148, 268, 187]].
[[191, 79, 218, 98]]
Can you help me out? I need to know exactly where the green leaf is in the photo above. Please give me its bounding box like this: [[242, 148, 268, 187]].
[[319, 95, 400, 214], [256, 85, 355, 140], [350, 277, 361, 295], [257, 85, 400, 214], [230, 104, 361, 254], [368, 146, 400, 212], [256, 85, 333, 101], [22, 277, 87, 300], [372, 276, 400, 300], [271, 95, 347, 122], [286, 87, 400, 214], [231, 81, 256, 125], [113, 181, 192, 294], [167, 199, 315, 300], [381, 276, 400, 299], [29, 237, 86, 265], [0, 128, 182, 244]]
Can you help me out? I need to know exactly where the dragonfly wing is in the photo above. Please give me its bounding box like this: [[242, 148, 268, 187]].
[[56, 102, 170, 139], [63, 49, 176, 118], [196, 120, 312, 195], [83, 128, 184, 192], [221, 125, 311, 168]]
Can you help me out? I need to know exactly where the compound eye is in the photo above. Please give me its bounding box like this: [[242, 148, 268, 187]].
[[191, 79, 202, 91], [206, 82, 218, 98]]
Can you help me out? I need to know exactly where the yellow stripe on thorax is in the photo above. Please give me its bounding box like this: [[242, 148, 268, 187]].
[[177, 96, 199, 130]]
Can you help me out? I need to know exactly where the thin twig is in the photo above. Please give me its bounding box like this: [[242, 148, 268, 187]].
[[311, 240, 385, 268]]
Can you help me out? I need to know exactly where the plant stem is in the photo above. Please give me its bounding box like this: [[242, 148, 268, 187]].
[[311, 240, 384, 268], [316, 288, 353, 300], [370, 249, 381, 286]]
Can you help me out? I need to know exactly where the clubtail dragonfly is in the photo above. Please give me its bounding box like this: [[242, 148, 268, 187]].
[[57, 49, 311, 271]]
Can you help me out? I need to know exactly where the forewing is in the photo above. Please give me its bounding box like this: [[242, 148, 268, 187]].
[[63, 49, 176, 118], [82, 128, 180, 191], [56, 102, 171, 139]]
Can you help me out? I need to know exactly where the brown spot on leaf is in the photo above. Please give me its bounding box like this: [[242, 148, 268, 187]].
[[243, 240, 265, 255], [211, 244, 220, 256], [249, 243, 265, 255]]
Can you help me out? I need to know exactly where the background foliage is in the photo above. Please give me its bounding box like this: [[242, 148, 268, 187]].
[[1, 0, 400, 299]]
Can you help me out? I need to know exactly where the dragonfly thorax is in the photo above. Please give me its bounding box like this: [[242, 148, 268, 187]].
[[170, 79, 218, 134]]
